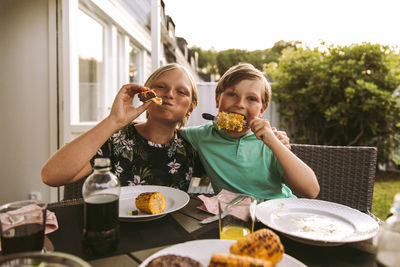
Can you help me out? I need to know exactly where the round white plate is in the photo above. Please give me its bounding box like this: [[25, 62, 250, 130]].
[[139, 239, 306, 267], [119, 185, 190, 222], [256, 198, 380, 246]]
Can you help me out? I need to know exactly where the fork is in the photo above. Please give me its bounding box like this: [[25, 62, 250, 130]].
[[201, 113, 248, 128]]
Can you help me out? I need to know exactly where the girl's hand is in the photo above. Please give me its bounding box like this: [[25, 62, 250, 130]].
[[108, 84, 152, 129], [272, 127, 291, 150]]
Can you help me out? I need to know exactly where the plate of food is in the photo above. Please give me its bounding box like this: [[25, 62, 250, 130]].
[[256, 198, 380, 246], [140, 229, 306, 267], [119, 185, 190, 222]]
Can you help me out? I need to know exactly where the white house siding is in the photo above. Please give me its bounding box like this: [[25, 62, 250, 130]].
[[0, 0, 56, 204]]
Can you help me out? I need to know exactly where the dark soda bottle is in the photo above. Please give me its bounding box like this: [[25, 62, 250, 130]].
[[82, 158, 120, 255]]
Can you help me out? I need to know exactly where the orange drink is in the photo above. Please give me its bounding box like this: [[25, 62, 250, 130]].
[[218, 193, 256, 241], [220, 225, 251, 240]]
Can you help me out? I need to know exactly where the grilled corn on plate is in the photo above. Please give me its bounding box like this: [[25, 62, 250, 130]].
[[135, 192, 166, 214], [230, 228, 284, 266]]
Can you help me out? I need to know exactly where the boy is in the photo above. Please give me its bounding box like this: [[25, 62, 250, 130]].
[[180, 63, 319, 199]]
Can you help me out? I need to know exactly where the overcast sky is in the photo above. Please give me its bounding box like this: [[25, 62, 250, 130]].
[[163, 0, 400, 51]]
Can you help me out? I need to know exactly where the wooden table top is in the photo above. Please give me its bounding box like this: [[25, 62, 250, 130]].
[[47, 196, 379, 267]]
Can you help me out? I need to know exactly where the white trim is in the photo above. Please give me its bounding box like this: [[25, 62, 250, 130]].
[[48, 0, 59, 202], [88, 0, 151, 52], [151, 0, 161, 71], [61, 0, 79, 144]]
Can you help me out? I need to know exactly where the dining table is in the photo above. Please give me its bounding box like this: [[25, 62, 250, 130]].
[[45, 195, 381, 267]]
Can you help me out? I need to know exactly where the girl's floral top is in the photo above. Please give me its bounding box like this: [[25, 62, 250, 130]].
[[90, 123, 200, 191]]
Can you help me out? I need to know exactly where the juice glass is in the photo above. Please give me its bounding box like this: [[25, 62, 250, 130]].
[[218, 193, 256, 241], [0, 200, 47, 254]]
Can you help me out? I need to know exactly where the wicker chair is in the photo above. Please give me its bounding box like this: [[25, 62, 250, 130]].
[[63, 177, 87, 201], [291, 144, 377, 214]]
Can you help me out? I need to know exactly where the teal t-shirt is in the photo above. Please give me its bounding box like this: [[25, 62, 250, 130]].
[[180, 123, 294, 199]]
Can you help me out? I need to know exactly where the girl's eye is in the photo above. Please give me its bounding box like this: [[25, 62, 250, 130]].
[[248, 97, 258, 102], [178, 90, 187, 95], [228, 92, 236, 97]]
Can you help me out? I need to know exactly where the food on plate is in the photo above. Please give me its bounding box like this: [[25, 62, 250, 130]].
[[135, 192, 167, 214], [138, 89, 162, 105], [216, 111, 245, 132], [208, 253, 272, 267], [230, 228, 284, 266], [146, 254, 203, 267]]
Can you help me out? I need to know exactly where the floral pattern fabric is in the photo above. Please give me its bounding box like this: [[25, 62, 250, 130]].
[[91, 123, 200, 191]]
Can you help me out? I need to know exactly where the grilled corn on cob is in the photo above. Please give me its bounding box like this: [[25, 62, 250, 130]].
[[230, 228, 284, 266], [216, 112, 245, 132], [135, 192, 166, 214], [208, 253, 272, 267]]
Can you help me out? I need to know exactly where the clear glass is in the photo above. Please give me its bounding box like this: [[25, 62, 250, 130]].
[[82, 158, 120, 255], [376, 193, 400, 266], [77, 9, 104, 122], [0, 200, 47, 254], [218, 193, 256, 241]]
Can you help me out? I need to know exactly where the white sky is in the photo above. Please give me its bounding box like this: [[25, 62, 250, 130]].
[[163, 0, 400, 51]]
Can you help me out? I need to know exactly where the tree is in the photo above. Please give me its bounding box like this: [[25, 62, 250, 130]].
[[191, 46, 218, 76], [266, 43, 400, 163], [192, 40, 301, 78]]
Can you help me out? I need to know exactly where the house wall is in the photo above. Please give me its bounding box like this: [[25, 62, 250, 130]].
[[0, 0, 56, 204]]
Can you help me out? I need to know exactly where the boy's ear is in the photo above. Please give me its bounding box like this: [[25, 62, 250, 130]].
[[215, 95, 220, 108], [258, 107, 267, 118]]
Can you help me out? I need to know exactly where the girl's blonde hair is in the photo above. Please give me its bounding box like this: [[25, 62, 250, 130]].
[[215, 63, 271, 109], [144, 63, 198, 128]]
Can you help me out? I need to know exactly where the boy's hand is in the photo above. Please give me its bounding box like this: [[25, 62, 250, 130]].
[[250, 118, 291, 149], [108, 84, 152, 129]]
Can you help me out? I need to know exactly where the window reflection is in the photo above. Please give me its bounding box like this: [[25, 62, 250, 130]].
[[129, 44, 139, 83], [77, 9, 104, 122]]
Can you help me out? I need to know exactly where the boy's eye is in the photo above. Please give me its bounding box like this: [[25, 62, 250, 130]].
[[248, 96, 258, 101], [227, 92, 236, 97]]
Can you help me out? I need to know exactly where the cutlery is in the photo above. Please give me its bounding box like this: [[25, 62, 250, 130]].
[[202, 113, 248, 128], [200, 195, 246, 224]]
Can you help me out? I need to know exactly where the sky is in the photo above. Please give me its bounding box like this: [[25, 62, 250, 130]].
[[163, 0, 400, 51]]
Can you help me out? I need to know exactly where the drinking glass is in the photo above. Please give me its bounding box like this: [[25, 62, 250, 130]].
[[218, 193, 256, 241], [0, 200, 47, 254]]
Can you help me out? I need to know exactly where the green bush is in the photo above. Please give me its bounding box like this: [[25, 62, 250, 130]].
[[266, 43, 400, 163]]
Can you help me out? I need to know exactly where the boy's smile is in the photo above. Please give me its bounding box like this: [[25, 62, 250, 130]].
[[215, 78, 266, 137]]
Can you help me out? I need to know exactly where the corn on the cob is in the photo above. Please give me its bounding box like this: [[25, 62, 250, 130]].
[[208, 253, 272, 267], [135, 192, 166, 214], [230, 228, 284, 266], [216, 112, 245, 132]]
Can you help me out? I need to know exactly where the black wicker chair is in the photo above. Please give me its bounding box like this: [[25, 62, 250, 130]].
[[291, 144, 377, 214], [62, 177, 87, 201], [61, 144, 379, 219]]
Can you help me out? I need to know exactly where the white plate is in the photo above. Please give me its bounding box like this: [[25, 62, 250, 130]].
[[119, 185, 190, 222], [256, 198, 380, 246], [139, 239, 306, 267]]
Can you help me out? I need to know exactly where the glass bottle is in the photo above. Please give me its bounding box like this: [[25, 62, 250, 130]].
[[376, 193, 400, 266], [82, 158, 120, 255]]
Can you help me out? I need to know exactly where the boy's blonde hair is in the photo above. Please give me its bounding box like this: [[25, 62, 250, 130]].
[[215, 63, 271, 109], [144, 63, 198, 128]]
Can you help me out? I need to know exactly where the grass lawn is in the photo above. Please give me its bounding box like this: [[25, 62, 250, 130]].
[[372, 170, 400, 220]]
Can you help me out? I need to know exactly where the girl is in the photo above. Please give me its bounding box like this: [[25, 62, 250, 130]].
[[41, 63, 200, 191]]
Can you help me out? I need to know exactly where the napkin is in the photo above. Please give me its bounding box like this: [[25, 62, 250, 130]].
[[0, 204, 58, 234], [197, 189, 253, 221]]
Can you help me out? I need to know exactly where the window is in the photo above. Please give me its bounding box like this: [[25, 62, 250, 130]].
[[77, 9, 104, 122]]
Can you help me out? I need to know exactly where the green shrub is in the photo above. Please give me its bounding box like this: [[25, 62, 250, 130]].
[[266, 43, 400, 163]]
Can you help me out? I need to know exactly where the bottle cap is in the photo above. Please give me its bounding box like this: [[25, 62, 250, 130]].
[[94, 158, 111, 168]]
